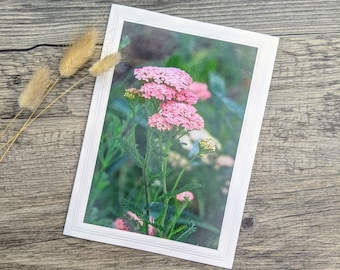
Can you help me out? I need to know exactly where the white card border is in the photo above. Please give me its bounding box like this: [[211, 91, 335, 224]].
[[64, 4, 279, 269]]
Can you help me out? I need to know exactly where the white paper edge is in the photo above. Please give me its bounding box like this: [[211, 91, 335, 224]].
[[64, 4, 279, 269]]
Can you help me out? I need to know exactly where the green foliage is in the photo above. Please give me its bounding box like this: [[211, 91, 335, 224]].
[[120, 138, 144, 167], [84, 113, 127, 225], [172, 221, 197, 242], [119, 35, 130, 51], [121, 199, 146, 221]]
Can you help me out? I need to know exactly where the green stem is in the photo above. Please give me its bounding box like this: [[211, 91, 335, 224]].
[[158, 135, 173, 235], [171, 154, 197, 194], [127, 101, 151, 234], [142, 128, 154, 233], [158, 198, 169, 237], [129, 103, 144, 167], [165, 154, 196, 238], [167, 203, 187, 239], [161, 138, 172, 194], [131, 127, 142, 166]]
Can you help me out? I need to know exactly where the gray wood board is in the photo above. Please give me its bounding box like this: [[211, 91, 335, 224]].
[[1, 1, 339, 269]]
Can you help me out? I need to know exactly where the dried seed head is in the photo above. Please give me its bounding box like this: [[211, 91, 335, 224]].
[[59, 28, 98, 77], [89, 52, 121, 77], [18, 66, 51, 111]]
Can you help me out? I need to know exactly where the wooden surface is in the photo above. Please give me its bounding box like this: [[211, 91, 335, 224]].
[[1, 1, 339, 269]]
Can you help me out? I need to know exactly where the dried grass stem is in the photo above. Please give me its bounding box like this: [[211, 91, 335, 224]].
[[0, 75, 89, 163], [0, 109, 23, 139], [0, 76, 61, 157]]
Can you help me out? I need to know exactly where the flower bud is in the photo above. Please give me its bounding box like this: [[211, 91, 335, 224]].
[[199, 138, 217, 154]]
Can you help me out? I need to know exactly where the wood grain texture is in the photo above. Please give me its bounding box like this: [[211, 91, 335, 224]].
[[1, 1, 339, 269]]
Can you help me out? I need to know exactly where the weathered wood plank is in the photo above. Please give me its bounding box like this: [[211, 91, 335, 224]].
[[0, 45, 101, 121], [0, 0, 339, 50], [0, 1, 339, 269]]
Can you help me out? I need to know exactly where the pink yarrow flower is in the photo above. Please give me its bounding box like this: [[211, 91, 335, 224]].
[[134, 66, 193, 92], [148, 224, 156, 236], [127, 211, 143, 225], [132, 66, 204, 131], [176, 191, 195, 202], [188, 82, 211, 100], [126, 211, 156, 236], [140, 82, 177, 101], [148, 101, 204, 131], [140, 83, 198, 104], [147, 113, 173, 131], [173, 89, 198, 105], [113, 218, 130, 231]]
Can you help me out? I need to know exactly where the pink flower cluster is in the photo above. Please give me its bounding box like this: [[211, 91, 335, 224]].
[[113, 218, 129, 231], [134, 66, 193, 91], [140, 83, 198, 104], [133, 66, 205, 131], [176, 191, 195, 202], [148, 101, 204, 131], [113, 211, 156, 235], [188, 82, 211, 100]]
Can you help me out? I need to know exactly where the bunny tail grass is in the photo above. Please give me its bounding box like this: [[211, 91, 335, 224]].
[[0, 109, 23, 139], [0, 75, 89, 163], [89, 52, 121, 77], [19, 66, 51, 112], [59, 28, 98, 77]]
